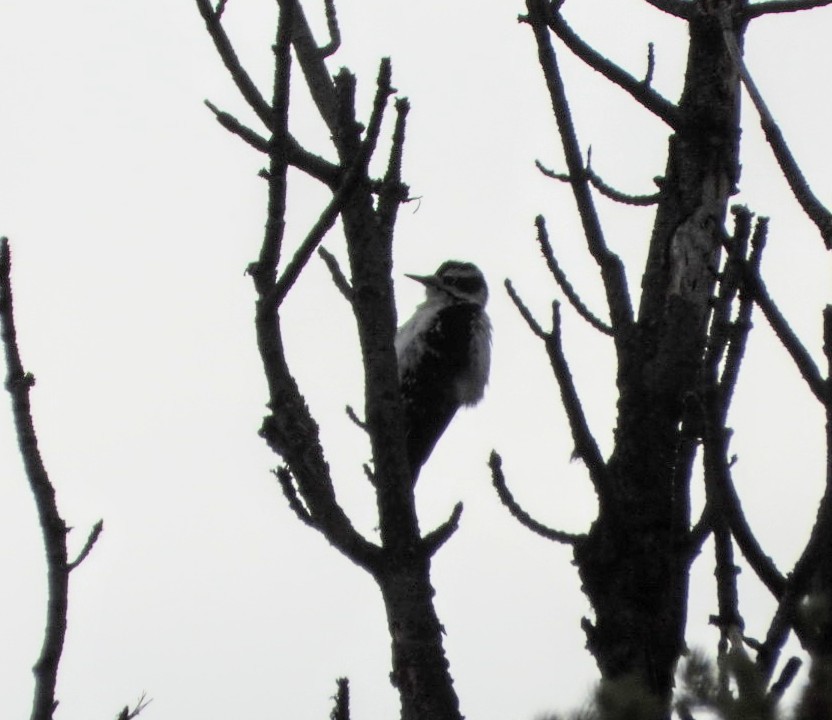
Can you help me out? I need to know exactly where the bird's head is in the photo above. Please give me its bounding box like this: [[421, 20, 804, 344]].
[[405, 260, 488, 307]]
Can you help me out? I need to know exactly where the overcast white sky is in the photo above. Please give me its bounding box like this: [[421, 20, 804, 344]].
[[0, 1, 830, 718]]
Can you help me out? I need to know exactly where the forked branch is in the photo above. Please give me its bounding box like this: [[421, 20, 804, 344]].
[[525, 0, 634, 339], [541, 7, 680, 128]]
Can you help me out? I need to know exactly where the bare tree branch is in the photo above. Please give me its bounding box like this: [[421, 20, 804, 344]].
[[489, 452, 583, 545], [318, 247, 354, 302], [115, 692, 152, 720], [318, 0, 342, 57], [274, 467, 315, 526], [768, 656, 802, 703], [738, 256, 827, 404], [505, 279, 547, 339], [536, 159, 661, 207], [722, 25, 832, 248], [67, 520, 104, 571], [273, 173, 358, 306], [204, 100, 269, 152], [746, 0, 832, 18], [643, 0, 694, 18], [0, 237, 71, 720], [195, 0, 273, 128], [644, 42, 656, 87], [525, 0, 634, 339], [329, 677, 350, 720], [286, 0, 339, 133], [534, 215, 614, 335], [541, 7, 681, 128], [544, 302, 609, 492], [421, 502, 464, 556]]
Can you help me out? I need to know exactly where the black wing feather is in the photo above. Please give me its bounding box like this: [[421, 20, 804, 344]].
[[400, 302, 479, 475]]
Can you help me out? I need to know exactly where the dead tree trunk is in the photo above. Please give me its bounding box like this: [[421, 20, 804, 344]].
[[576, 5, 742, 702], [497, 0, 832, 715]]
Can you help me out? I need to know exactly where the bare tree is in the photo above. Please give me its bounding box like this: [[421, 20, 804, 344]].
[[194, 0, 832, 717], [197, 1, 464, 718], [8, 0, 832, 718], [492, 0, 832, 716]]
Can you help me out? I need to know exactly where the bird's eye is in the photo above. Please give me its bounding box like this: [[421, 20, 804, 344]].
[[446, 276, 482, 294]]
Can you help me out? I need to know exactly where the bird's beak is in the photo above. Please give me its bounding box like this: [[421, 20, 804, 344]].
[[405, 273, 440, 288]]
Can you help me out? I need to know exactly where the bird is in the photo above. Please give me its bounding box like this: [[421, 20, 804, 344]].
[[394, 260, 491, 478]]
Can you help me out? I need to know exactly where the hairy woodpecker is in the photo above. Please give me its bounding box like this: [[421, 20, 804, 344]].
[[395, 260, 491, 476]]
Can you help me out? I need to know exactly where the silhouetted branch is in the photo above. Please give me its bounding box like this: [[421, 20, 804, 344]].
[[746, 0, 832, 18], [273, 174, 357, 306], [536, 159, 660, 207], [643, 0, 694, 18], [286, 0, 339, 132], [541, 7, 680, 128], [722, 25, 832, 248], [67, 520, 104, 571], [544, 302, 608, 492], [115, 692, 152, 720], [344, 405, 365, 430], [274, 467, 315, 526], [769, 656, 802, 702], [534, 215, 614, 335], [738, 258, 827, 404], [489, 452, 582, 544], [644, 42, 655, 87], [0, 238, 72, 720], [329, 677, 350, 720], [703, 401, 744, 637], [318, 247, 354, 301], [718, 216, 767, 413], [204, 100, 269, 151], [505, 279, 547, 339], [525, 0, 634, 338], [318, 0, 341, 57], [195, 0, 273, 127], [377, 98, 411, 235], [422, 502, 464, 556]]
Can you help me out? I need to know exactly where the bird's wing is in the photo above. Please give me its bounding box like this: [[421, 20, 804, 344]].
[[399, 302, 480, 473]]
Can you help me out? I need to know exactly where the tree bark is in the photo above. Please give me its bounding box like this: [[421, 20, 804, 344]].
[[575, 3, 744, 706]]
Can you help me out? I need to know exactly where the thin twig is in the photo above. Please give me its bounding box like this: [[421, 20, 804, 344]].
[[535, 215, 613, 335], [0, 238, 71, 720], [377, 98, 411, 235], [643, 0, 694, 18], [489, 452, 582, 544], [345, 405, 365, 430], [740, 260, 827, 404], [421, 502, 464, 556], [67, 520, 104, 571], [643, 42, 655, 87], [329, 677, 350, 720], [544, 302, 608, 492], [115, 692, 153, 720], [718, 216, 767, 415], [768, 656, 802, 702], [318, 0, 341, 57], [274, 467, 315, 526], [504, 279, 546, 339], [318, 247, 354, 302], [526, 0, 634, 337], [542, 7, 680, 128], [722, 24, 832, 248], [536, 160, 660, 206], [204, 100, 269, 152], [195, 0, 273, 128], [746, 0, 832, 18], [273, 177, 356, 306]]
